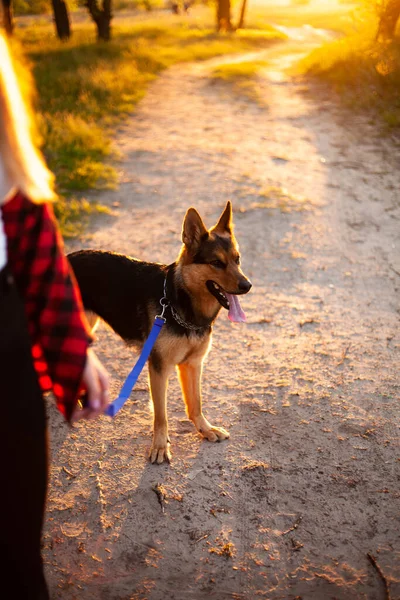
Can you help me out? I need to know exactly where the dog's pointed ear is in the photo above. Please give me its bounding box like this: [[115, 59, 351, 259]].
[[213, 201, 232, 234], [182, 208, 208, 250]]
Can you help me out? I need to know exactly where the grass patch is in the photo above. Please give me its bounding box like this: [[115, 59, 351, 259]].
[[14, 8, 284, 234], [255, 186, 313, 213], [55, 196, 112, 238], [299, 21, 400, 128], [210, 59, 269, 106], [211, 59, 268, 81]]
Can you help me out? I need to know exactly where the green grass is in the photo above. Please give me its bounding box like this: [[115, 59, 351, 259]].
[[54, 196, 111, 238], [211, 59, 268, 81], [299, 17, 400, 129], [210, 59, 269, 106], [14, 9, 284, 234]]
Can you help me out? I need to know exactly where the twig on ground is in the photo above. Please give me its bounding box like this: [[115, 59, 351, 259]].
[[281, 516, 302, 536], [62, 466, 76, 478], [337, 344, 351, 366], [195, 534, 209, 543], [389, 265, 400, 278], [291, 538, 304, 551], [367, 552, 391, 600], [152, 483, 167, 514]]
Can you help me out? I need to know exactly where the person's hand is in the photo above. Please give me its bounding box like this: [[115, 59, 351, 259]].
[[71, 348, 110, 422]]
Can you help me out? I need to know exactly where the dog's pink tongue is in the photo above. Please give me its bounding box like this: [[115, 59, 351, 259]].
[[226, 294, 246, 323]]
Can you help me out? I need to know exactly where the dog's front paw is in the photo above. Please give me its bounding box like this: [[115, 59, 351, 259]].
[[201, 425, 230, 442], [149, 433, 171, 464], [194, 415, 230, 443]]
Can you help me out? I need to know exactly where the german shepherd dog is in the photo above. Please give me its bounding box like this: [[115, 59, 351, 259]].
[[68, 202, 251, 464]]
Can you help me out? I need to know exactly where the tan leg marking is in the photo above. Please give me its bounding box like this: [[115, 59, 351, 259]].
[[177, 360, 229, 442], [148, 362, 171, 464]]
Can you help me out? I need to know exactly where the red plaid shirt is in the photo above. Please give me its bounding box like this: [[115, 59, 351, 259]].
[[2, 192, 92, 421]]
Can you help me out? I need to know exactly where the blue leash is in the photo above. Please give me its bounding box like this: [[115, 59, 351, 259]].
[[104, 290, 169, 417]]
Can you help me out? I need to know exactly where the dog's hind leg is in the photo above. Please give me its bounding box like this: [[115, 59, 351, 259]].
[[177, 359, 230, 443], [148, 360, 172, 464]]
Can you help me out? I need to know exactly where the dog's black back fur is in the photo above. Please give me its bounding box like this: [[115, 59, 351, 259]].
[[69, 250, 167, 343], [68, 250, 212, 346]]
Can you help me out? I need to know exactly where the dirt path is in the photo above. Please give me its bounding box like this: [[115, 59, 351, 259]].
[[44, 31, 400, 600]]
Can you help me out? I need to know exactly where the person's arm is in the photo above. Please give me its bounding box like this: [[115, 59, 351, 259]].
[[71, 348, 109, 422], [3, 193, 109, 421]]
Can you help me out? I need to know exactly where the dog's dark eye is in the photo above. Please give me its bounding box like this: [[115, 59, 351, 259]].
[[210, 260, 226, 269]]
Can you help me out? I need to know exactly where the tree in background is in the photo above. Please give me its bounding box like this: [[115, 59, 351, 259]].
[[1, 0, 112, 41], [236, 0, 247, 30], [86, 0, 112, 41], [216, 0, 233, 32], [51, 0, 71, 39], [1, 0, 15, 34], [2, 0, 71, 40], [216, 0, 250, 33], [374, 0, 400, 39]]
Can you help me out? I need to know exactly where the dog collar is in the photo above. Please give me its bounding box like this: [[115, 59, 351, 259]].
[[161, 276, 209, 332]]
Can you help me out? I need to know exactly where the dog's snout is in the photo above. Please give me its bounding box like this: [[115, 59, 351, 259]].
[[239, 279, 252, 293]]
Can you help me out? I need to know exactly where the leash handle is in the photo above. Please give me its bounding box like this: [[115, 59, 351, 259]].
[[104, 316, 165, 418]]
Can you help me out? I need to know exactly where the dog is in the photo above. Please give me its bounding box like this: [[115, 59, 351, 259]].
[[68, 201, 252, 464]]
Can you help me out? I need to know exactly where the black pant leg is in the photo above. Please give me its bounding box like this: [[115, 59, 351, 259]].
[[0, 267, 49, 600]]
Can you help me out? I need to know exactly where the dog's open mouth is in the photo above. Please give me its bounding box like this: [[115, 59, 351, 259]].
[[207, 281, 229, 309], [206, 281, 246, 323]]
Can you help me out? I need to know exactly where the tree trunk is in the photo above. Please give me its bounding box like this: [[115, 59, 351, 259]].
[[377, 0, 400, 40], [216, 0, 233, 32], [236, 0, 247, 30], [86, 0, 112, 41], [1, 0, 14, 36], [96, 9, 111, 41], [51, 0, 71, 40]]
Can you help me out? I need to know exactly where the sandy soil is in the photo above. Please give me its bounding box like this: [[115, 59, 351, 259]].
[[43, 29, 400, 600]]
